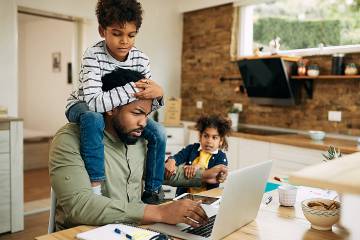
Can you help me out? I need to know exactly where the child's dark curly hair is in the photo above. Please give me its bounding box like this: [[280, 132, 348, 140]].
[[195, 115, 232, 151], [96, 0, 143, 30]]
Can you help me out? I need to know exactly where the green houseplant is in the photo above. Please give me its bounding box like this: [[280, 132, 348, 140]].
[[322, 145, 342, 162]]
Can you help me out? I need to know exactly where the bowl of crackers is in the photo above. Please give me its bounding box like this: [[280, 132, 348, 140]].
[[301, 198, 340, 231]]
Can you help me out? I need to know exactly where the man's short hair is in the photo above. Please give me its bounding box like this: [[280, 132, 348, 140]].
[[96, 0, 143, 30], [101, 68, 144, 91]]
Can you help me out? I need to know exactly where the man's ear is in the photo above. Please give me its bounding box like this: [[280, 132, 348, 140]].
[[98, 25, 105, 38]]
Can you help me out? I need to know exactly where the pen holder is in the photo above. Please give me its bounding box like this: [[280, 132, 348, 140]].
[[278, 185, 297, 207]]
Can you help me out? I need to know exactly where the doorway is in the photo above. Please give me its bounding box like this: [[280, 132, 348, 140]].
[[17, 7, 80, 215]]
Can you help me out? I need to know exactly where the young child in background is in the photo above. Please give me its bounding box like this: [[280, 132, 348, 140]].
[[165, 115, 231, 196], [65, 0, 166, 204]]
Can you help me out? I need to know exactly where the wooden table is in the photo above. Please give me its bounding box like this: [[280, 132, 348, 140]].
[[35, 189, 352, 240]]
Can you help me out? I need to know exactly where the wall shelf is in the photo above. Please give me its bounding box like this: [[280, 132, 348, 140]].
[[292, 75, 360, 80]]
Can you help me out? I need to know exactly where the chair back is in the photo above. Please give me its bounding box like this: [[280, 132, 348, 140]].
[[47, 188, 57, 233]]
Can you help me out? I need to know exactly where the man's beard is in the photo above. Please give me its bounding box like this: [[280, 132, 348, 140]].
[[112, 119, 143, 145]]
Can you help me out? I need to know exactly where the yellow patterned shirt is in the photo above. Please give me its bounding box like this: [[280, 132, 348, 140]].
[[189, 150, 213, 194]]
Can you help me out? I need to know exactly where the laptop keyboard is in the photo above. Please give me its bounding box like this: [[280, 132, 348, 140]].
[[182, 215, 216, 238]]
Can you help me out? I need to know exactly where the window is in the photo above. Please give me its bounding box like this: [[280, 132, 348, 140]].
[[235, 0, 360, 56]]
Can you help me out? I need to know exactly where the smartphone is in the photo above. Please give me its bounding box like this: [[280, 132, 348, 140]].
[[173, 193, 221, 205]]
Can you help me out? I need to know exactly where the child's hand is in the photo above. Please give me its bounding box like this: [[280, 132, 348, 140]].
[[165, 159, 176, 179], [216, 172, 226, 183], [201, 165, 228, 184], [184, 165, 199, 179], [134, 79, 163, 100]]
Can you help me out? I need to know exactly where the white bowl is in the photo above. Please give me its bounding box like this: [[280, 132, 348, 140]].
[[301, 198, 340, 231], [309, 130, 326, 141]]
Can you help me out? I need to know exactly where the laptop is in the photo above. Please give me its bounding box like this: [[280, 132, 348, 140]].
[[147, 160, 272, 240]]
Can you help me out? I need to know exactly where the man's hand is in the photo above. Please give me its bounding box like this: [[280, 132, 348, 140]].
[[134, 79, 163, 99], [184, 165, 199, 179], [201, 165, 228, 184], [165, 159, 176, 179], [157, 199, 208, 227]]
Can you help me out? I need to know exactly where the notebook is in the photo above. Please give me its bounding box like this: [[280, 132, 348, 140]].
[[76, 224, 159, 240]]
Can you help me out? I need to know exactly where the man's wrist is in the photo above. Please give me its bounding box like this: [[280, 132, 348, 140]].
[[143, 205, 163, 223]]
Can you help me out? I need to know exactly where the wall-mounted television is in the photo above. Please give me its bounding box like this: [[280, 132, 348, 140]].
[[237, 57, 300, 106]]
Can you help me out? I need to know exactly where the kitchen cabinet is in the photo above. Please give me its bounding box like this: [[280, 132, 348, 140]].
[[0, 119, 23, 233], [163, 125, 185, 199], [187, 129, 326, 181], [188, 129, 199, 145], [164, 125, 185, 159], [225, 137, 238, 171], [269, 143, 324, 179], [237, 138, 270, 169], [188, 130, 270, 171]]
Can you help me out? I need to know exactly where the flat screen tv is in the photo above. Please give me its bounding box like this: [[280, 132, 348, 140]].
[[237, 57, 300, 106]]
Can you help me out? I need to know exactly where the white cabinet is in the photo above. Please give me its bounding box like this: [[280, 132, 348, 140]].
[[164, 125, 185, 159], [237, 138, 270, 169], [188, 129, 199, 145], [224, 137, 238, 171], [163, 125, 185, 199], [187, 129, 325, 180], [269, 143, 324, 179], [0, 153, 10, 233], [0, 120, 23, 233]]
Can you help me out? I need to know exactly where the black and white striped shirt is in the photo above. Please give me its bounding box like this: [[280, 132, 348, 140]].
[[66, 40, 161, 113]]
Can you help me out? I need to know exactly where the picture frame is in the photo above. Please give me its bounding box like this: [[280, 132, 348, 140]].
[[52, 52, 61, 72]]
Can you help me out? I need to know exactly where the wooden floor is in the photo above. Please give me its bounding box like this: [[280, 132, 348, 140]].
[[24, 168, 50, 202], [0, 211, 49, 240]]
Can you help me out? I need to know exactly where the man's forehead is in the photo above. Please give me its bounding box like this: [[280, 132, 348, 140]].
[[124, 99, 152, 112]]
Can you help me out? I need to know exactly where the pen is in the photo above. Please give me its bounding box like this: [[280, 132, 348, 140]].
[[114, 228, 133, 239], [273, 176, 288, 183], [264, 196, 273, 205]]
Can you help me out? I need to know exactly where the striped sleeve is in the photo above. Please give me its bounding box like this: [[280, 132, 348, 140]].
[[81, 49, 137, 113], [141, 57, 152, 79], [134, 52, 164, 110]]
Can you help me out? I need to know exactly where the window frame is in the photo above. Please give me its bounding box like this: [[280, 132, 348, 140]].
[[235, 0, 360, 57]]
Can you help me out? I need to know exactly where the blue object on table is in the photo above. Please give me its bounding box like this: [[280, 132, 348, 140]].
[[114, 228, 133, 239], [265, 182, 280, 192]]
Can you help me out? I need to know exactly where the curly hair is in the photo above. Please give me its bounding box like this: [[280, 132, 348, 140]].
[[96, 0, 143, 30], [101, 68, 144, 91], [195, 114, 232, 151]]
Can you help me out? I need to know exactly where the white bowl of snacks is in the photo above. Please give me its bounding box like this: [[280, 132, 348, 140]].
[[301, 198, 340, 231]]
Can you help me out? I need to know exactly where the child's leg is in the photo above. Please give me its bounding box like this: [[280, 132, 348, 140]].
[[141, 118, 166, 203], [66, 102, 105, 194]]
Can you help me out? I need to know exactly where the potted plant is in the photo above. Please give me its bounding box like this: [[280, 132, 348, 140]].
[[228, 107, 240, 131], [322, 145, 342, 162], [321, 145, 346, 229]]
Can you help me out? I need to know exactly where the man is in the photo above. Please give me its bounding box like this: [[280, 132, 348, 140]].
[[49, 68, 228, 230]]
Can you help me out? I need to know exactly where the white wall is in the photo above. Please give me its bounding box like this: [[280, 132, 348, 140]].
[[18, 16, 75, 134], [0, 0, 18, 117], [0, 0, 239, 121], [137, 0, 183, 120]]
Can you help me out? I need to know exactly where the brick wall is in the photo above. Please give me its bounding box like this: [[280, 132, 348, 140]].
[[181, 4, 360, 135]]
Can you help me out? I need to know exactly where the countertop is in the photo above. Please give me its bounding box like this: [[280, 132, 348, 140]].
[[232, 131, 359, 154], [0, 117, 23, 123], [188, 125, 359, 154]]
